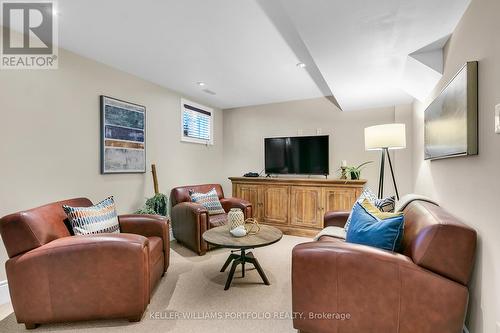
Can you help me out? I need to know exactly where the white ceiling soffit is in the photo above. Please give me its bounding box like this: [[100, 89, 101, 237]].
[[276, 0, 471, 111], [409, 35, 451, 75], [401, 55, 443, 102], [4, 0, 471, 110], [255, 0, 341, 109], [401, 35, 450, 101]]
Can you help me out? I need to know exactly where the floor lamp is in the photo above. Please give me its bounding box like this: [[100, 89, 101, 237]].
[[364, 124, 406, 200]]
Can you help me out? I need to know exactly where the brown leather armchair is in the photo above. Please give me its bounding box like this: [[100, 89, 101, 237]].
[[292, 201, 477, 333], [170, 184, 252, 255], [0, 198, 170, 329]]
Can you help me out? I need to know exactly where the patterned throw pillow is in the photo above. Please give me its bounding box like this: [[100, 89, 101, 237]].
[[374, 196, 396, 213], [344, 187, 395, 231], [63, 197, 120, 235], [190, 188, 226, 216]]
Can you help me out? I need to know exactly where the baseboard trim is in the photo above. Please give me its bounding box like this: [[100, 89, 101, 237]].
[[0, 280, 11, 305]]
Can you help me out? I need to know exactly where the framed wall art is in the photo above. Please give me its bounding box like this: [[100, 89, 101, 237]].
[[424, 61, 478, 160], [100, 96, 146, 173]]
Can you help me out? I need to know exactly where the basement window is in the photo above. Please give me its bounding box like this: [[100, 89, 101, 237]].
[[181, 99, 213, 145]]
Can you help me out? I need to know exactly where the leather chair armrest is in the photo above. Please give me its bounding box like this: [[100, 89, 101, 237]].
[[292, 241, 468, 333], [170, 202, 209, 255], [220, 198, 253, 219], [119, 214, 170, 271], [6, 234, 151, 325], [323, 210, 350, 228], [172, 202, 208, 215]]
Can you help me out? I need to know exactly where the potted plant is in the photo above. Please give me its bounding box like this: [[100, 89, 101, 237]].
[[135, 164, 169, 216], [135, 193, 169, 216], [342, 161, 373, 180]]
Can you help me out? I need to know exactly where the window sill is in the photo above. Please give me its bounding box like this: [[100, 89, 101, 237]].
[[181, 137, 213, 145]]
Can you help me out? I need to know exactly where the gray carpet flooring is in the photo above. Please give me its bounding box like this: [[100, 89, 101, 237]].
[[0, 235, 310, 332]]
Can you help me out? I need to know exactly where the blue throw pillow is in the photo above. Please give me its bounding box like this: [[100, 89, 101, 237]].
[[346, 202, 404, 252]]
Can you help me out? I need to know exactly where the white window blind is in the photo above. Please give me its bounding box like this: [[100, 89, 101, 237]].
[[181, 99, 213, 144]]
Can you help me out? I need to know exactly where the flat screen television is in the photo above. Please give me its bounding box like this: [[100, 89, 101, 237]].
[[424, 61, 478, 160], [265, 135, 329, 175]]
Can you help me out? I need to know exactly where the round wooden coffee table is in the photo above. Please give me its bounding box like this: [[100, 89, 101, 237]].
[[203, 225, 283, 290]]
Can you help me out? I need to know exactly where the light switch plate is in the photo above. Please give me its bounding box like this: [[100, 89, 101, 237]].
[[495, 104, 500, 133], [496, 321, 500, 333]]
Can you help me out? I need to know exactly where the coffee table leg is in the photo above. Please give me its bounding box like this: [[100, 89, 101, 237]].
[[241, 249, 246, 278], [224, 260, 240, 290], [220, 253, 238, 272], [248, 255, 270, 286], [221, 249, 270, 289]]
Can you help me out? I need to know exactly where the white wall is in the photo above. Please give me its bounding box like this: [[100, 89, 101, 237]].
[[394, 104, 414, 198], [222, 97, 413, 198], [0, 44, 225, 282], [412, 0, 500, 331]]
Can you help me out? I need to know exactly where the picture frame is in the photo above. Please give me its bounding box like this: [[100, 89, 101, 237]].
[[100, 95, 146, 174], [424, 61, 478, 160]]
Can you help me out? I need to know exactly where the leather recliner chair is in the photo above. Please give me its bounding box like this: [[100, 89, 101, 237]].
[[292, 200, 477, 333], [0, 198, 170, 329], [170, 184, 252, 255]]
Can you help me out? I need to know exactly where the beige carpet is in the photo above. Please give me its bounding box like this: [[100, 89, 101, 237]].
[[0, 235, 310, 332]]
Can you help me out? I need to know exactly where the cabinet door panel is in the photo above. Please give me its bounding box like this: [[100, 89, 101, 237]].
[[261, 186, 289, 225], [324, 189, 357, 212], [290, 187, 323, 229], [235, 184, 261, 218]]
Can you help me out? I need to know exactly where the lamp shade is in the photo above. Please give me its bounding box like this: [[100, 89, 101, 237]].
[[365, 123, 406, 150]]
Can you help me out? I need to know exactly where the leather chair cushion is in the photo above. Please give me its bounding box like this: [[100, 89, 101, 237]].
[[150, 254, 164, 291], [209, 214, 227, 228], [148, 236, 164, 290], [148, 236, 163, 266]]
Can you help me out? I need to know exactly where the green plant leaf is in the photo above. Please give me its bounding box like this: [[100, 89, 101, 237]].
[[355, 161, 373, 170], [136, 193, 169, 216]]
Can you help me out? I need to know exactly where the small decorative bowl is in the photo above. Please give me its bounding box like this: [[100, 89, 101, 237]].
[[230, 225, 247, 237]]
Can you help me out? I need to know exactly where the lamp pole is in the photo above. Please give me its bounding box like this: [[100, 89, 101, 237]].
[[385, 148, 400, 200], [378, 148, 400, 200], [378, 148, 386, 199]]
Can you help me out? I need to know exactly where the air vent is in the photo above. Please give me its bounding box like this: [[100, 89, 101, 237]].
[[202, 89, 216, 95]]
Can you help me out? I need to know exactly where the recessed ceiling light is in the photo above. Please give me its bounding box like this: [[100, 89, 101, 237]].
[[296, 62, 306, 68], [196, 82, 206, 86]]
